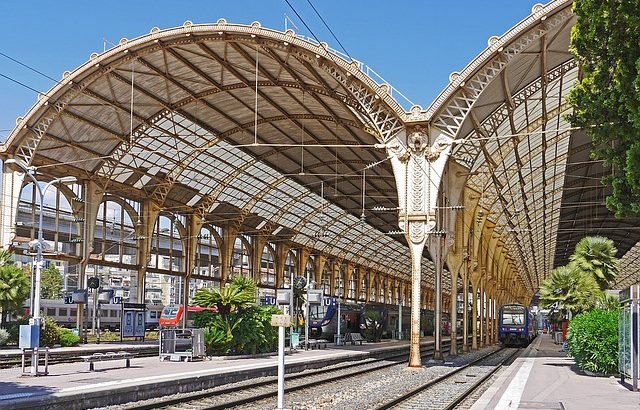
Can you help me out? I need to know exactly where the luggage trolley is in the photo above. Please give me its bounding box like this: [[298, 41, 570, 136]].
[[159, 328, 205, 362]]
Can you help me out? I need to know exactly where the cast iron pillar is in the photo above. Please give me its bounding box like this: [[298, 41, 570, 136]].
[[384, 124, 455, 367]]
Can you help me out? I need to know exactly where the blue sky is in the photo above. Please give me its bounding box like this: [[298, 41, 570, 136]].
[[0, 0, 536, 142]]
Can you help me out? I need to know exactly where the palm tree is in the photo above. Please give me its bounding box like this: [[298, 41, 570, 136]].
[[0, 250, 30, 327], [0, 249, 14, 267], [539, 265, 601, 316], [193, 275, 256, 319], [569, 236, 619, 290]]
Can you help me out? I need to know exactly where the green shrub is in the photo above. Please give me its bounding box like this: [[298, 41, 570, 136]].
[[40, 317, 61, 347], [59, 329, 80, 347], [362, 309, 385, 342], [0, 328, 9, 346], [193, 310, 217, 328], [566, 309, 618, 375], [145, 331, 158, 339], [100, 330, 119, 342], [229, 305, 280, 354]]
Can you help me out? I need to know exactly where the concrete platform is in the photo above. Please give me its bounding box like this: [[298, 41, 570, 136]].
[[0, 341, 159, 361], [472, 333, 640, 410], [0, 336, 444, 410]]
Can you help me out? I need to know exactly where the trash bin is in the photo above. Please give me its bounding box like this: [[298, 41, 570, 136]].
[[290, 332, 300, 349]]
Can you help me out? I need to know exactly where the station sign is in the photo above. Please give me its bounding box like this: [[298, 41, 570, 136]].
[[271, 314, 291, 327], [263, 296, 276, 306], [112, 296, 123, 304], [322, 297, 337, 307], [64, 296, 73, 304]]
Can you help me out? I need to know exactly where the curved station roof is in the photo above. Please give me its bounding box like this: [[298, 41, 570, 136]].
[[2, 0, 639, 296]]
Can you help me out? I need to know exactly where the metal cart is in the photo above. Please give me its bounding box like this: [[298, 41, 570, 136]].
[[159, 328, 205, 362]]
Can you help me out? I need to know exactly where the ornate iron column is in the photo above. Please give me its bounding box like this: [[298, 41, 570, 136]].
[[385, 124, 454, 367]]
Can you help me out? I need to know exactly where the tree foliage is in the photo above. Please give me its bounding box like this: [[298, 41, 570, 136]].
[[568, 236, 619, 289], [40, 264, 62, 299], [0, 250, 30, 327], [193, 275, 255, 319], [539, 265, 600, 316], [568, 0, 640, 216], [193, 276, 280, 355]]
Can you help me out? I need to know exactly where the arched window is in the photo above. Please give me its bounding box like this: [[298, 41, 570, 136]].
[[17, 181, 78, 256], [283, 250, 296, 287], [231, 236, 251, 276], [195, 226, 220, 279], [359, 271, 368, 301], [347, 268, 357, 300], [149, 214, 184, 274], [83, 198, 141, 302], [95, 199, 138, 266], [320, 264, 331, 296], [304, 257, 314, 285], [259, 243, 276, 288], [370, 275, 377, 302], [334, 263, 344, 298]]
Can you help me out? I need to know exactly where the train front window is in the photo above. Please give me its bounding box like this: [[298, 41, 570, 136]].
[[502, 306, 525, 325], [309, 305, 327, 320], [162, 306, 179, 318], [503, 314, 524, 325]]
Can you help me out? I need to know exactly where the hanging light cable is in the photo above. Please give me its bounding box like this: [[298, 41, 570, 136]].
[[300, 90, 305, 175], [129, 61, 135, 142], [361, 168, 366, 220], [254, 44, 259, 145]]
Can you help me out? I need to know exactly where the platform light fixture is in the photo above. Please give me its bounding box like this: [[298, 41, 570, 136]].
[[5, 158, 76, 376]]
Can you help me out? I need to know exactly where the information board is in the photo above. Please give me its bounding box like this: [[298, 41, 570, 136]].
[[121, 302, 146, 338]]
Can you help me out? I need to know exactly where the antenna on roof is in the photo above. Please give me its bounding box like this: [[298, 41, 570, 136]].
[[284, 14, 299, 32]]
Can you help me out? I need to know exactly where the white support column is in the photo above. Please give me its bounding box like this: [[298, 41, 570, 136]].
[[76, 180, 103, 339], [0, 165, 25, 248], [430, 234, 444, 360], [407, 235, 426, 366], [385, 124, 455, 367]]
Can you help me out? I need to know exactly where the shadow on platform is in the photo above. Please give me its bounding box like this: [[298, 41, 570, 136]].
[[0, 381, 56, 400]]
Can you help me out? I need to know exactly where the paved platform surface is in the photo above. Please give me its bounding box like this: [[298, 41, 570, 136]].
[[472, 333, 640, 410], [0, 336, 443, 409], [0, 340, 158, 359]]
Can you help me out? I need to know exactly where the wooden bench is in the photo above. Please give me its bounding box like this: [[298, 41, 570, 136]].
[[344, 332, 365, 345], [80, 351, 133, 371]]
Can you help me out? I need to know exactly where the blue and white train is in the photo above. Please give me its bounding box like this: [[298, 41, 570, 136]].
[[498, 303, 536, 346]]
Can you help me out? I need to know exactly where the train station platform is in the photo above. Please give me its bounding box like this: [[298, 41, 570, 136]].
[[471, 333, 639, 410], [0, 340, 158, 361], [0, 336, 443, 410]]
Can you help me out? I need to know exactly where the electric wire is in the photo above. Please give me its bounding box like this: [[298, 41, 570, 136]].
[[304, 0, 352, 59]]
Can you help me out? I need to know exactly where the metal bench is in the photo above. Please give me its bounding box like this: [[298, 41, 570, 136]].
[[307, 339, 329, 349], [80, 351, 133, 371], [344, 332, 365, 345], [299, 339, 327, 350]]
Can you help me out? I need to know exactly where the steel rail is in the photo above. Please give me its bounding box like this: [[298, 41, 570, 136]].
[[374, 347, 520, 410], [128, 342, 453, 410]]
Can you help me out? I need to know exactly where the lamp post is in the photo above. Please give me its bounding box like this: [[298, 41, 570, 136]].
[[5, 159, 76, 325]]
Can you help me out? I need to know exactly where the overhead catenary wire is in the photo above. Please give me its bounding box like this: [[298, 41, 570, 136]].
[[303, 0, 352, 59]]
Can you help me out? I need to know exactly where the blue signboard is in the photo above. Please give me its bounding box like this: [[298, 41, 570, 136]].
[[322, 297, 337, 307], [263, 296, 277, 306], [112, 296, 123, 304], [64, 296, 73, 304]]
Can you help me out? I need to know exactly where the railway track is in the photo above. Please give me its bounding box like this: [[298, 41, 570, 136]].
[[117, 341, 454, 410], [374, 347, 521, 410]]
